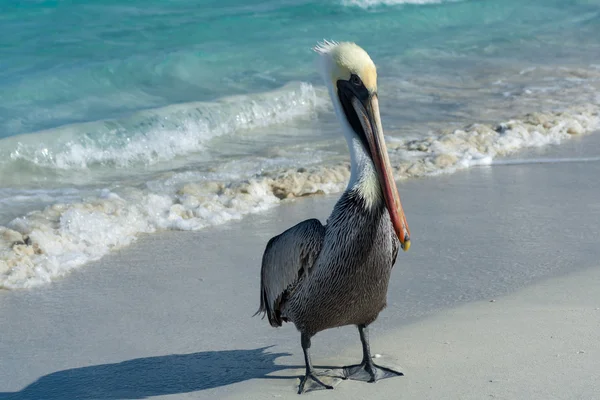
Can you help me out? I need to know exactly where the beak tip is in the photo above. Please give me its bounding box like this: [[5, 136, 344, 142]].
[[401, 239, 411, 252]]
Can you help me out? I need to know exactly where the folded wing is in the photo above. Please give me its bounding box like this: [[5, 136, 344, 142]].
[[256, 218, 326, 327]]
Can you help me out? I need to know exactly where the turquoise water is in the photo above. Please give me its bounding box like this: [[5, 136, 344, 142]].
[[1, 0, 600, 288], [2, 0, 599, 137]]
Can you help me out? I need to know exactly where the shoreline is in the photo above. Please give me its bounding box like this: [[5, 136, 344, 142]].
[[2, 104, 599, 290], [1, 133, 600, 399]]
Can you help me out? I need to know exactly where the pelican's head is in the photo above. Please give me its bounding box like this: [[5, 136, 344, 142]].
[[314, 40, 410, 251]]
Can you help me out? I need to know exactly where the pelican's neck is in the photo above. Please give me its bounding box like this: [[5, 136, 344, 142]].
[[327, 86, 384, 209], [345, 132, 383, 209]]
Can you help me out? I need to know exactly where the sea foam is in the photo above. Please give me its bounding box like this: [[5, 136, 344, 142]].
[[1, 104, 598, 289], [341, 0, 447, 8]]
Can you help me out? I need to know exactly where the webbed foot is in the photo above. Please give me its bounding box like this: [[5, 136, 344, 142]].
[[298, 372, 334, 394], [343, 360, 403, 383]]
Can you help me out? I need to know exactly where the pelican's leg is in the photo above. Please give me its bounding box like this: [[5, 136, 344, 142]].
[[343, 324, 404, 382], [298, 333, 334, 394]]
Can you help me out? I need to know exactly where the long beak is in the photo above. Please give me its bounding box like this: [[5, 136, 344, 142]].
[[352, 94, 411, 251]]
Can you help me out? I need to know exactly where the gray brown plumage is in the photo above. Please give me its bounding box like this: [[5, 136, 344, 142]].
[[256, 41, 411, 394], [258, 191, 398, 334]]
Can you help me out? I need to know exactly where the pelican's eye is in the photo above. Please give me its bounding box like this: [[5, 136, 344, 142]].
[[350, 74, 362, 87]]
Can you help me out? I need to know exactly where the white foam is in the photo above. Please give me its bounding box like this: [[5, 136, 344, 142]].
[[0, 164, 351, 289], [1, 105, 599, 289], [341, 0, 446, 8], [391, 105, 600, 177]]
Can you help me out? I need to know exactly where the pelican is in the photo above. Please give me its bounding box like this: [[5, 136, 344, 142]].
[[256, 41, 411, 394]]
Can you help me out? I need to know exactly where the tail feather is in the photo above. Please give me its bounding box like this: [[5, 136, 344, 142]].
[[254, 287, 282, 327]]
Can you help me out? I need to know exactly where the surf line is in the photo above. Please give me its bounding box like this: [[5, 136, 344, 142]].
[[485, 156, 600, 167]]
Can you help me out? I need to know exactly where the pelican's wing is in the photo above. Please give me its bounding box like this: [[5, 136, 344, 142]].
[[255, 218, 325, 327]]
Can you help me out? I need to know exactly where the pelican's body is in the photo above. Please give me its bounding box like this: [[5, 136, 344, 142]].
[[257, 41, 411, 393], [278, 190, 398, 335]]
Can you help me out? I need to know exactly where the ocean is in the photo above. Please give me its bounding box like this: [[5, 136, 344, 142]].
[[1, 0, 600, 288]]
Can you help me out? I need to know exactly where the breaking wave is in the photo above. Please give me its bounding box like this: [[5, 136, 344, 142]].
[[0, 82, 324, 172], [341, 0, 450, 9]]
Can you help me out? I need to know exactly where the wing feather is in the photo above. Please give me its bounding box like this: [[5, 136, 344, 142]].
[[255, 218, 325, 327], [391, 231, 399, 268]]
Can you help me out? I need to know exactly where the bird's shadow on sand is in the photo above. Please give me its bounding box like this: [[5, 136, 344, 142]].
[[0, 347, 294, 400]]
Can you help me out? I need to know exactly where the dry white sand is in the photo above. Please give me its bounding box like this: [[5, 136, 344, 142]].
[[1, 134, 599, 399]]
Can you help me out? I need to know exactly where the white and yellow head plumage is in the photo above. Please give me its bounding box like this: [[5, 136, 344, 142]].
[[313, 40, 378, 93]]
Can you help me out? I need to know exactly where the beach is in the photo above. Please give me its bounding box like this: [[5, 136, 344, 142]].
[[2, 1, 600, 399], [1, 132, 599, 400]]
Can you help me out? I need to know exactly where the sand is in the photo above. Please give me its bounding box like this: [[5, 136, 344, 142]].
[[225, 267, 600, 400], [1, 134, 599, 400]]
